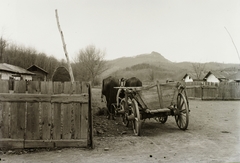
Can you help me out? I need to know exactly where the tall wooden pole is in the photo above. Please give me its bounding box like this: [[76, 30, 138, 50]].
[[55, 9, 75, 83]]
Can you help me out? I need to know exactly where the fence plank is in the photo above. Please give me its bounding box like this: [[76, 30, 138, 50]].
[[80, 82, 88, 139], [62, 82, 73, 139], [14, 80, 26, 93], [41, 81, 53, 140], [52, 82, 63, 140], [52, 103, 61, 140], [1, 102, 10, 138], [62, 103, 72, 139], [73, 82, 81, 139], [0, 80, 9, 139], [27, 81, 40, 93], [26, 102, 40, 140], [0, 80, 9, 93], [41, 81, 53, 94], [10, 81, 26, 140], [41, 102, 51, 140], [53, 82, 63, 94], [10, 102, 25, 139], [25, 81, 40, 140]]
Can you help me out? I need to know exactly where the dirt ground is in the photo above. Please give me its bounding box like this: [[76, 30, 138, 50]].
[[1, 88, 240, 163]]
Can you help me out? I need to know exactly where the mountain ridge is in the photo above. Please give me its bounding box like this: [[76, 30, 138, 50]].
[[103, 51, 240, 81]]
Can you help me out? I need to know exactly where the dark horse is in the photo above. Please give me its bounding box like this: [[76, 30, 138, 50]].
[[101, 76, 142, 119], [101, 76, 119, 119]]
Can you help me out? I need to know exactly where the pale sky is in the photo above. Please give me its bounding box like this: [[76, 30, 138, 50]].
[[1, 0, 240, 63]]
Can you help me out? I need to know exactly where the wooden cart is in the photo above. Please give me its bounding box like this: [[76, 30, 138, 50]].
[[114, 81, 189, 136]]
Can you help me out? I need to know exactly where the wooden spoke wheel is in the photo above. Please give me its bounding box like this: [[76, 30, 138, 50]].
[[157, 115, 168, 124], [175, 93, 189, 130], [131, 99, 141, 136], [120, 99, 129, 127]]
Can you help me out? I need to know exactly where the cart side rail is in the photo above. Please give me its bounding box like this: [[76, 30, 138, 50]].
[[136, 81, 182, 110]]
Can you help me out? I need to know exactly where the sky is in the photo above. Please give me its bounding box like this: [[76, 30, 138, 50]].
[[1, 0, 240, 64]]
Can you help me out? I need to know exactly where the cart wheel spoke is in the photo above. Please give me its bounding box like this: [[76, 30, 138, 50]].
[[180, 113, 186, 117], [180, 108, 186, 113], [175, 93, 189, 130], [131, 99, 141, 136], [180, 101, 184, 109]]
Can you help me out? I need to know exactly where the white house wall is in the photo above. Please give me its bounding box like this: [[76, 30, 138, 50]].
[[184, 75, 193, 82], [206, 74, 220, 83], [22, 75, 32, 81], [0, 72, 32, 81], [0, 72, 13, 80]]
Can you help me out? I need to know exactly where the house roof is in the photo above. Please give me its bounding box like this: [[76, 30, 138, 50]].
[[227, 69, 240, 81], [0, 63, 35, 75], [203, 71, 233, 80], [27, 64, 48, 74], [182, 72, 205, 80], [183, 72, 197, 79]]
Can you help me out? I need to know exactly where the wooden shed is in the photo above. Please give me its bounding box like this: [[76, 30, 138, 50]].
[[27, 64, 48, 81]]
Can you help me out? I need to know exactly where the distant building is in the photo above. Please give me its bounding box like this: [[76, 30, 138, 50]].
[[227, 69, 240, 82], [27, 64, 48, 81], [182, 72, 204, 82], [203, 71, 228, 83], [182, 73, 195, 82], [0, 63, 35, 80]]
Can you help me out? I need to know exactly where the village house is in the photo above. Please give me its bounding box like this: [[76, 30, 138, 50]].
[[27, 64, 48, 81], [182, 73, 195, 82], [0, 63, 35, 81], [182, 72, 204, 82], [203, 71, 228, 83]]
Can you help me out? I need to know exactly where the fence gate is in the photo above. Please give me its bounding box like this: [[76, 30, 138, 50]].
[[0, 80, 93, 149]]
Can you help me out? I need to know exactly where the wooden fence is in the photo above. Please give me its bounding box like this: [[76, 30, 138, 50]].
[[185, 82, 240, 100], [0, 80, 93, 149]]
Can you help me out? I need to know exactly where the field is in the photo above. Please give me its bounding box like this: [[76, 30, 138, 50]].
[[1, 88, 240, 163]]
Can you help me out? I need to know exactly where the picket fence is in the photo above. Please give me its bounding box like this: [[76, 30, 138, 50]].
[[0, 80, 93, 149]]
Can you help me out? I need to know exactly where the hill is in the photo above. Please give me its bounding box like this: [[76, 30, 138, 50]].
[[102, 51, 240, 82], [108, 51, 170, 69]]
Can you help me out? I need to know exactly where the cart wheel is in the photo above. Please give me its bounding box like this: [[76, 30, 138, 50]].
[[157, 115, 168, 124], [131, 99, 141, 136], [175, 93, 189, 130], [120, 99, 129, 127]]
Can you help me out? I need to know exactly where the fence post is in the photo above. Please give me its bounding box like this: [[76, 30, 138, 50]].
[[87, 82, 94, 149]]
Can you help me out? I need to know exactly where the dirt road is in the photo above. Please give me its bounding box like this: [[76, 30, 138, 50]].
[[1, 100, 240, 163]]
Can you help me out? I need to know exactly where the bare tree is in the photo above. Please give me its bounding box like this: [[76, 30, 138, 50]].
[[74, 45, 109, 85], [148, 68, 155, 82], [0, 36, 7, 63], [192, 62, 206, 80]]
